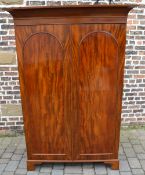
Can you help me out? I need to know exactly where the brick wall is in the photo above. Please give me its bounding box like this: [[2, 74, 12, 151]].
[[0, 0, 145, 131]]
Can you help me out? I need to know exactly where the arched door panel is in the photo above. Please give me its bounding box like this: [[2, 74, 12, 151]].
[[72, 29, 118, 160], [23, 30, 71, 160]]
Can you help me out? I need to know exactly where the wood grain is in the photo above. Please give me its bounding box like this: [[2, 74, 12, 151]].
[[71, 25, 121, 160], [79, 31, 118, 158], [16, 25, 72, 161], [4, 5, 135, 170]]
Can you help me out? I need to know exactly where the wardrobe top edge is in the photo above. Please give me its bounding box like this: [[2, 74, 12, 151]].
[[2, 4, 138, 12]]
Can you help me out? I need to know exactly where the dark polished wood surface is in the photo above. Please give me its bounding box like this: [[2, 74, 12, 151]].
[[72, 27, 118, 160], [3, 4, 136, 171], [3, 5, 136, 25]]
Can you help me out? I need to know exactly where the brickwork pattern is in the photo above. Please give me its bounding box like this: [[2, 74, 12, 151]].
[[0, 0, 145, 130]]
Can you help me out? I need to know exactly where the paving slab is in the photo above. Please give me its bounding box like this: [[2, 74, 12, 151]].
[[0, 164, 7, 173], [52, 169, 64, 175], [124, 147, 136, 158], [27, 172, 39, 175], [18, 158, 27, 169], [83, 169, 95, 175], [0, 159, 10, 164], [39, 165, 52, 173], [1, 152, 13, 159], [119, 155, 127, 160], [0, 129, 145, 175], [64, 167, 82, 174], [95, 164, 107, 174], [53, 163, 64, 170], [11, 154, 22, 160], [128, 158, 141, 169], [107, 168, 120, 175], [133, 145, 145, 154], [140, 160, 145, 171], [137, 153, 145, 160], [120, 160, 131, 172], [129, 139, 140, 145], [15, 168, 27, 175], [82, 163, 94, 169], [1, 172, 14, 175], [132, 168, 145, 175], [5, 160, 19, 172], [120, 172, 132, 175]]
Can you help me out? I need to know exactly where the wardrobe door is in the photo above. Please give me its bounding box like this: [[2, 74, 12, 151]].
[[71, 24, 123, 160], [15, 25, 72, 161]]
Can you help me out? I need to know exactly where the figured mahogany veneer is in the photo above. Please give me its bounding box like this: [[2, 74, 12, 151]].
[[3, 4, 136, 171]]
